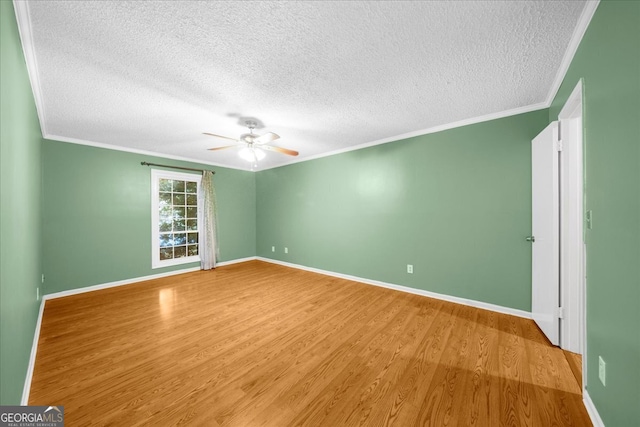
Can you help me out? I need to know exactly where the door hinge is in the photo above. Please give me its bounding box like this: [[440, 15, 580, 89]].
[[557, 121, 562, 141], [556, 140, 563, 151], [557, 307, 565, 319]]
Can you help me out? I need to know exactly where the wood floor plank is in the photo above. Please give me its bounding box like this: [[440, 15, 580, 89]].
[[563, 349, 583, 390], [28, 260, 591, 426], [459, 307, 501, 425]]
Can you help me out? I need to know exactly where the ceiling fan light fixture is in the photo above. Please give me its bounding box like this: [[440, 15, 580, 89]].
[[205, 122, 296, 162], [239, 147, 266, 162], [254, 148, 266, 160], [238, 147, 254, 162]]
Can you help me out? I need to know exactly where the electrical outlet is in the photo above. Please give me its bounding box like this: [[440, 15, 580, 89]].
[[271, 246, 275, 252], [586, 210, 593, 230], [407, 264, 413, 274], [284, 247, 289, 254], [41, 274, 45, 283], [598, 356, 606, 386]]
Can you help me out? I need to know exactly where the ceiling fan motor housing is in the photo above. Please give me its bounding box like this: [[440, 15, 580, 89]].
[[239, 133, 256, 144]]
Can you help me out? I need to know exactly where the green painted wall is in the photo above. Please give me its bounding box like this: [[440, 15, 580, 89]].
[[5, 2, 637, 423], [257, 110, 548, 311], [0, 1, 43, 404], [42, 141, 256, 294], [550, 1, 640, 425]]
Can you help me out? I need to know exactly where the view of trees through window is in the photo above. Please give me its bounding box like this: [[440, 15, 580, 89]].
[[158, 178, 199, 261]]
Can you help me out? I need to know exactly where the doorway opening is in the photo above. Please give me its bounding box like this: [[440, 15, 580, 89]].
[[530, 79, 586, 392], [558, 79, 586, 391]]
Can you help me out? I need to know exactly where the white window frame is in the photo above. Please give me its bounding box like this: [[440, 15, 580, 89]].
[[151, 169, 202, 269]]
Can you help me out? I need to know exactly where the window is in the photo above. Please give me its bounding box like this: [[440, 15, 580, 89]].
[[151, 169, 201, 268]]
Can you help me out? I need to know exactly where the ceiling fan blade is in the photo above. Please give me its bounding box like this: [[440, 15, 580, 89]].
[[207, 145, 237, 151], [254, 132, 280, 144], [202, 132, 238, 142], [262, 145, 299, 156]]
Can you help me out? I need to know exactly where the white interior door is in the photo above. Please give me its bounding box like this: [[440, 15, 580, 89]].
[[531, 121, 560, 346]]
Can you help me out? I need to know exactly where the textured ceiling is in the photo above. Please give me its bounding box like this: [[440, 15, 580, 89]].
[[20, 1, 589, 171]]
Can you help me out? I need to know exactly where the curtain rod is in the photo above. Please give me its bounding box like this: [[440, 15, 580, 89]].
[[140, 161, 215, 174]]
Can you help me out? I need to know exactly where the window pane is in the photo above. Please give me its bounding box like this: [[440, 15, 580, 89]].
[[187, 233, 198, 244], [186, 181, 197, 194], [174, 246, 187, 258], [159, 179, 172, 192], [173, 207, 185, 220], [186, 194, 197, 206], [187, 207, 197, 219], [174, 233, 186, 245], [160, 247, 173, 260], [188, 244, 198, 256], [173, 219, 185, 231], [173, 180, 185, 192], [159, 192, 172, 205], [187, 219, 198, 231], [160, 234, 173, 247], [160, 206, 172, 219], [173, 193, 185, 205], [159, 218, 172, 232]]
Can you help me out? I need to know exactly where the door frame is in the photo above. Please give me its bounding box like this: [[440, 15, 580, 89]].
[[557, 79, 586, 389]]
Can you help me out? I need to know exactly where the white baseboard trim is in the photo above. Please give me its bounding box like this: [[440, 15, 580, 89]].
[[256, 257, 532, 319], [216, 256, 257, 267], [21, 299, 45, 405], [583, 390, 605, 427], [42, 257, 258, 301], [43, 267, 201, 301]]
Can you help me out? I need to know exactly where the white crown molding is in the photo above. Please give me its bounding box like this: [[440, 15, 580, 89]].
[[45, 100, 545, 173], [45, 134, 252, 172], [13, 0, 47, 136], [544, 0, 600, 106], [21, 298, 45, 405], [47, 100, 545, 173], [256, 102, 549, 172], [257, 257, 532, 319], [583, 390, 606, 427]]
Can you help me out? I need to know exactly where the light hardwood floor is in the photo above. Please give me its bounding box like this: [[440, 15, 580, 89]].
[[29, 260, 591, 426], [563, 350, 583, 391]]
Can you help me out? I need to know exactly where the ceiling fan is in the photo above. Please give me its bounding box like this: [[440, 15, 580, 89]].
[[203, 120, 298, 164]]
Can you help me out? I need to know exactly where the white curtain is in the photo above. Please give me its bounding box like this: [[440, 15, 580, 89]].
[[199, 171, 218, 270]]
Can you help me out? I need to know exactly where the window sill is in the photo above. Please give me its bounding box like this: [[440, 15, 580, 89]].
[[152, 255, 200, 269]]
